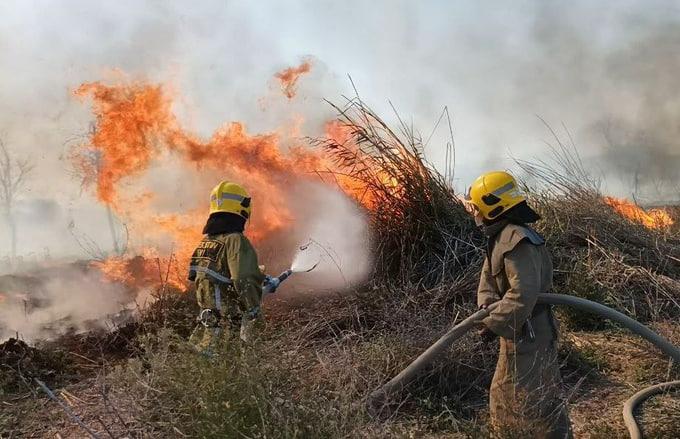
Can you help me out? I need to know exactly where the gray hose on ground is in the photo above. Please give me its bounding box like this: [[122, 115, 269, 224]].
[[534, 295, 680, 363], [623, 380, 680, 439], [367, 293, 680, 439], [366, 302, 500, 409]]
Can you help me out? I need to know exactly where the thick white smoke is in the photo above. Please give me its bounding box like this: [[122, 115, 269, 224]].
[[2, 0, 680, 260], [0, 265, 140, 342], [286, 182, 371, 292]]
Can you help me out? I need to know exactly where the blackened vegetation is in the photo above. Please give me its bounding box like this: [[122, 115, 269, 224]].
[[0, 338, 74, 395], [0, 288, 195, 398]]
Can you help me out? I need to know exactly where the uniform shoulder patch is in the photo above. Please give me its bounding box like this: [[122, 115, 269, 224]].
[[190, 238, 225, 264], [490, 224, 545, 275], [501, 224, 545, 251], [498, 224, 545, 253]]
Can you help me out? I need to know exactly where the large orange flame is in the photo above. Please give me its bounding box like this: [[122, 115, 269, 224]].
[[603, 196, 674, 230], [73, 79, 329, 290], [274, 60, 312, 99], [72, 66, 410, 292]]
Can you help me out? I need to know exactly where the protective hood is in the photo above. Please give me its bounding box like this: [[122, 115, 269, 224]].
[[483, 201, 540, 228], [202, 212, 246, 235], [482, 201, 542, 260]]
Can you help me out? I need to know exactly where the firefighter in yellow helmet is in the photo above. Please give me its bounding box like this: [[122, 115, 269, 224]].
[[467, 171, 573, 438], [188, 182, 268, 355]]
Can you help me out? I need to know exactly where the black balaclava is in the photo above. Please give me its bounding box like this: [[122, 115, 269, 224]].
[[202, 212, 246, 236], [482, 200, 541, 262]]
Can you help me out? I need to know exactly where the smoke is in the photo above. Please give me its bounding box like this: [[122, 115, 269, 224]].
[[0, 265, 139, 342], [0, 1, 679, 341], [514, 3, 680, 200], [2, 0, 679, 260], [286, 182, 371, 292]]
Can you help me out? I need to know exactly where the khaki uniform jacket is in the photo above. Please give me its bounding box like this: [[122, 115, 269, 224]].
[[189, 232, 265, 316], [477, 223, 555, 341], [477, 223, 572, 438]]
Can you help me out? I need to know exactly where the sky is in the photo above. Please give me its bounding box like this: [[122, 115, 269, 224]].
[[0, 0, 679, 258]]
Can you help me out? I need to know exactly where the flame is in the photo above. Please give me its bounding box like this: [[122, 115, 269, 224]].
[[274, 60, 312, 99], [604, 196, 674, 229], [74, 83, 170, 207], [93, 248, 184, 290], [73, 78, 331, 290], [72, 69, 406, 292], [323, 120, 402, 209]]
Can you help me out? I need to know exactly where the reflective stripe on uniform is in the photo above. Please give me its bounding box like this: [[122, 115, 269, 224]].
[[214, 285, 222, 311], [189, 265, 233, 284]]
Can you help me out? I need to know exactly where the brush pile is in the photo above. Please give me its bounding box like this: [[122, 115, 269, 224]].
[[0, 337, 74, 396]]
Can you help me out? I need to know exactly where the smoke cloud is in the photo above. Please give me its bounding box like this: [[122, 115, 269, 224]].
[[2, 1, 679, 261], [0, 265, 137, 341], [513, 4, 680, 200], [287, 182, 371, 292], [0, 1, 679, 340]]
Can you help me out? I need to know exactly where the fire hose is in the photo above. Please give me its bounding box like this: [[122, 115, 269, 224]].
[[367, 294, 680, 439]]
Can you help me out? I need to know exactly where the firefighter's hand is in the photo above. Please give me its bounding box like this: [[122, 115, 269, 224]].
[[263, 275, 280, 294], [478, 326, 497, 343]]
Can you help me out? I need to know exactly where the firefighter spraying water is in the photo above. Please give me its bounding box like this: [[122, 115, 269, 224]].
[[187, 181, 322, 355], [187, 181, 263, 353]]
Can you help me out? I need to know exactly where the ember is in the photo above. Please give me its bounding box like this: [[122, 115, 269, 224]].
[[274, 60, 312, 99]]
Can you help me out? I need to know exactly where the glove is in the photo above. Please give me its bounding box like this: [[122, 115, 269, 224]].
[[263, 275, 281, 294], [478, 326, 498, 343]]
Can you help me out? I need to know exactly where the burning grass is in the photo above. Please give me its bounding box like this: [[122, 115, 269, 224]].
[[3, 99, 680, 437], [516, 136, 680, 325], [316, 96, 481, 288]]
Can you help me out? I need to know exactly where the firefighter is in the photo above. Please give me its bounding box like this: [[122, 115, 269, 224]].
[[466, 171, 573, 439], [188, 181, 267, 355]]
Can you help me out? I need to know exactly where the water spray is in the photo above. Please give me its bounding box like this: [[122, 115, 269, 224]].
[[263, 242, 321, 294], [291, 238, 347, 284]]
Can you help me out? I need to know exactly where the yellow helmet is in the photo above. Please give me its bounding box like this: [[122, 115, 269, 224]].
[[209, 181, 251, 219], [468, 171, 525, 220]]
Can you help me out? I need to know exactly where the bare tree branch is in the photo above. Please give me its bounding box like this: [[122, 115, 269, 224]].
[[64, 124, 127, 257], [0, 137, 34, 261]]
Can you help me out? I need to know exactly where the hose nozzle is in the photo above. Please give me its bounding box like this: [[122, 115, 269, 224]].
[[263, 269, 294, 294], [277, 269, 293, 283]]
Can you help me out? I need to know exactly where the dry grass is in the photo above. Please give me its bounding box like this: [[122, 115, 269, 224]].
[[517, 132, 680, 325], [2, 103, 679, 438], [314, 95, 482, 288]]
